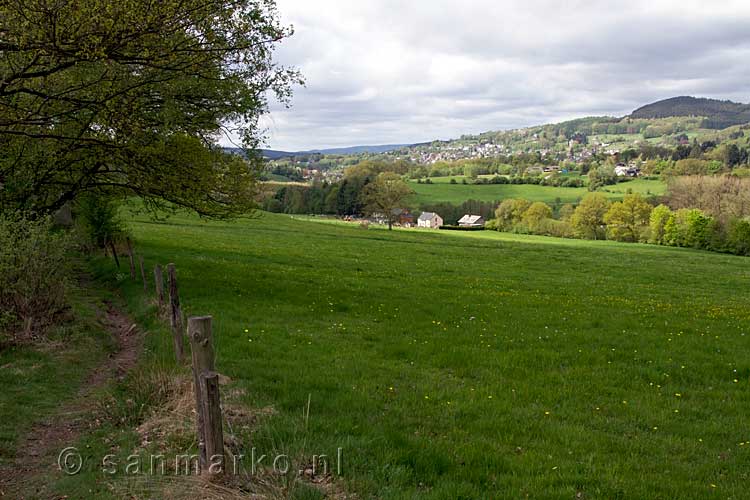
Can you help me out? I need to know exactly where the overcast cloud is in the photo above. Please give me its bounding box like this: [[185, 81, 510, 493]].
[[250, 0, 750, 151]]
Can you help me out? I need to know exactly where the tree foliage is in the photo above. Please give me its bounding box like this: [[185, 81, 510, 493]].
[[571, 193, 610, 240], [0, 0, 300, 217], [360, 173, 414, 230], [603, 194, 652, 242], [494, 199, 532, 231], [521, 202, 553, 233]]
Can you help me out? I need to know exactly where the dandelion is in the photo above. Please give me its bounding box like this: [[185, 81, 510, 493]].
[[544, 411, 550, 415], [675, 393, 682, 397]]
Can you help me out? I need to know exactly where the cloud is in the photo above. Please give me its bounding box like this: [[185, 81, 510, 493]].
[[248, 0, 750, 151]]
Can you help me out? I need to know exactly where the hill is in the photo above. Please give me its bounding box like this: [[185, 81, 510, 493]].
[[631, 96, 750, 129]]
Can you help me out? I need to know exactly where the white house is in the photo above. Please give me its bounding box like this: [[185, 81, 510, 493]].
[[417, 212, 443, 229], [458, 215, 485, 228]]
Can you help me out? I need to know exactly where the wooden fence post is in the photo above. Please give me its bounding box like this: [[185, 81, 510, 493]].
[[126, 238, 136, 280], [201, 371, 225, 473], [154, 264, 164, 307], [188, 316, 218, 472], [138, 255, 147, 293], [167, 263, 184, 362], [108, 239, 120, 269]]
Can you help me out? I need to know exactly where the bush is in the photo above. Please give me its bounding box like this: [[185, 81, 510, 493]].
[[0, 214, 72, 342], [76, 194, 127, 249], [727, 218, 750, 255], [537, 218, 575, 238]]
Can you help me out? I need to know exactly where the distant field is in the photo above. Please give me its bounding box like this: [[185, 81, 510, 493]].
[[409, 177, 666, 205], [113, 211, 750, 498]]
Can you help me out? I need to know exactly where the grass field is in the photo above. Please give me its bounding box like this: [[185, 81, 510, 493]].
[[409, 178, 666, 205], [108, 210, 750, 498]]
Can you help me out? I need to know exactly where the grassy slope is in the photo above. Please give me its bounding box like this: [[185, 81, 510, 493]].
[[409, 178, 666, 205], [116, 211, 750, 499]]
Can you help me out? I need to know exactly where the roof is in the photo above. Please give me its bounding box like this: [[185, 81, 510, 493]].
[[418, 212, 439, 221], [458, 215, 484, 224]]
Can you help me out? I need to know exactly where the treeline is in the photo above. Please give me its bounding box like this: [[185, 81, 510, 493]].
[[261, 160, 405, 216], [489, 176, 750, 256], [419, 175, 585, 188]]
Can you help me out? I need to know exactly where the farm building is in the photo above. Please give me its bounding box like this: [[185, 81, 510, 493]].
[[615, 163, 641, 177], [417, 212, 443, 229], [458, 215, 485, 228]]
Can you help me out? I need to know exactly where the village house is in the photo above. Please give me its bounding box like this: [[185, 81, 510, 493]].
[[398, 209, 414, 227], [417, 212, 443, 229], [458, 214, 485, 228], [615, 163, 641, 177]]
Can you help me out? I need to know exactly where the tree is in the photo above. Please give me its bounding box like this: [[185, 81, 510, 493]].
[[0, 0, 300, 217], [649, 204, 673, 245], [571, 193, 610, 240], [494, 199, 531, 231], [521, 202, 552, 233], [664, 208, 713, 248], [587, 165, 617, 191], [603, 194, 653, 242], [361, 173, 414, 230], [559, 203, 575, 221]]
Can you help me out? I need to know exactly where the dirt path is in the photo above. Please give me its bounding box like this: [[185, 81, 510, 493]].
[[0, 299, 142, 499]]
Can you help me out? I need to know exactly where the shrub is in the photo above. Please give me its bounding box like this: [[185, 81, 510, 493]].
[[76, 194, 127, 250], [537, 218, 575, 238], [727, 218, 750, 255], [0, 214, 72, 342], [439, 225, 485, 231]]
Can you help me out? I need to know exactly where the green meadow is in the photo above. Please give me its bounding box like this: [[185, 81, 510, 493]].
[[111, 211, 749, 499], [409, 178, 666, 205]]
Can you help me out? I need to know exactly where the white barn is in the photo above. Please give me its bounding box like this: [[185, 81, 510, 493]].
[[417, 212, 443, 229], [458, 214, 485, 228]]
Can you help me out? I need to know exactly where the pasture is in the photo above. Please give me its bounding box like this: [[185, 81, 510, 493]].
[[409, 178, 666, 205], [114, 211, 749, 498]]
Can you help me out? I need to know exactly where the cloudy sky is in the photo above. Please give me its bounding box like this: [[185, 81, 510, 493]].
[[253, 0, 750, 151]]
